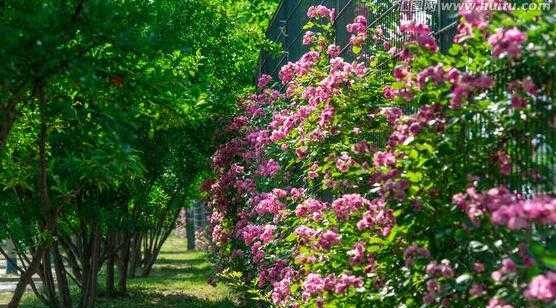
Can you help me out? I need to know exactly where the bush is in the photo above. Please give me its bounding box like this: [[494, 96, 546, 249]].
[[205, 3, 556, 307]]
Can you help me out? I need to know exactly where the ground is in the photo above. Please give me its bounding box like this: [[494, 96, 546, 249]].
[[0, 237, 246, 307]]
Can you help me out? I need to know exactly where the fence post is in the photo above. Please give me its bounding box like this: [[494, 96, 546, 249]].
[[186, 206, 196, 250], [436, 0, 458, 52]]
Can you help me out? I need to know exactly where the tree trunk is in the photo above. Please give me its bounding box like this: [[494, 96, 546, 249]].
[[128, 232, 141, 279], [117, 232, 131, 294], [8, 247, 45, 308], [106, 231, 116, 297], [59, 235, 83, 285], [53, 242, 72, 307], [141, 228, 173, 277], [41, 251, 59, 307], [81, 224, 101, 308], [10, 81, 59, 308]]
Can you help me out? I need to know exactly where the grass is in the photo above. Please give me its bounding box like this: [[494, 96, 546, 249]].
[[0, 292, 11, 305], [2, 236, 246, 308]]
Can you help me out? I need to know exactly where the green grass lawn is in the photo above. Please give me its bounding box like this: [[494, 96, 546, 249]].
[[2, 237, 246, 308]]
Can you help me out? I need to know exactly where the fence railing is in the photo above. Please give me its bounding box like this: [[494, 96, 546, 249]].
[[259, 0, 461, 79], [259, 0, 556, 196]]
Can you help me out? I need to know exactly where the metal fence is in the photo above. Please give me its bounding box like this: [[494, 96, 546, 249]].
[[259, 0, 556, 196], [259, 0, 460, 78]]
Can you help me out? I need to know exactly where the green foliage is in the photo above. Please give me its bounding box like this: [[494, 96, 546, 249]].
[[207, 4, 556, 308], [0, 0, 278, 305]]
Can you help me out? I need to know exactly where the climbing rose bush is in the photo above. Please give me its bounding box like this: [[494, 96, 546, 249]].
[[204, 3, 556, 307]]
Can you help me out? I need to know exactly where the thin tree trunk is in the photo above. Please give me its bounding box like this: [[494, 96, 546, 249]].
[[59, 235, 83, 284], [53, 242, 72, 307], [8, 247, 45, 308], [106, 231, 116, 297], [10, 81, 58, 308], [141, 227, 173, 277], [128, 232, 141, 278], [80, 223, 101, 308], [117, 232, 131, 294], [41, 251, 59, 307]]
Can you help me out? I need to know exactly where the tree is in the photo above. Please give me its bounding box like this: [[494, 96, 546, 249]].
[[0, 0, 278, 306]]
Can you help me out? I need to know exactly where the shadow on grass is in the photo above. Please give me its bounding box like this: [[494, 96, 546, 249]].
[[154, 257, 207, 266], [95, 291, 239, 308], [157, 250, 203, 255], [137, 267, 213, 284], [109, 251, 244, 308], [18, 238, 248, 308]]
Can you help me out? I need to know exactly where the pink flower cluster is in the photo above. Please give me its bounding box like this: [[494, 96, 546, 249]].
[[294, 225, 318, 244], [295, 198, 327, 221], [331, 194, 372, 220], [336, 152, 354, 173], [453, 186, 515, 223], [422, 260, 456, 303], [260, 224, 277, 244], [307, 5, 335, 22], [321, 57, 366, 92], [227, 115, 248, 131], [454, 0, 510, 42], [524, 272, 556, 302], [347, 242, 366, 264], [403, 244, 431, 266], [373, 151, 396, 168], [352, 140, 371, 154], [269, 107, 308, 142], [381, 107, 403, 124], [303, 31, 315, 45], [279, 51, 321, 84], [487, 297, 514, 308], [491, 258, 516, 282], [399, 20, 438, 52], [212, 138, 245, 169], [387, 104, 444, 147], [253, 190, 286, 216], [417, 64, 452, 88], [347, 16, 367, 47], [302, 273, 325, 298], [488, 27, 526, 59], [257, 74, 272, 89], [246, 129, 270, 150], [507, 77, 538, 109], [302, 272, 363, 300], [453, 185, 556, 229], [386, 63, 493, 108], [241, 224, 263, 245], [491, 195, 556, 229], [258, 159, 280, 177], [426, 260, 455, 278], [327, 44, 341, 58], [270, 266, 296, 305], [318, 230, 342, 249], [495, 150, 512, 175], [449, 72, 494, 108], [356, 199, 394, 236]]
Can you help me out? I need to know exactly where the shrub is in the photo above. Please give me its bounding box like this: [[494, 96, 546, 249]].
[[205, 3, 556, 307]]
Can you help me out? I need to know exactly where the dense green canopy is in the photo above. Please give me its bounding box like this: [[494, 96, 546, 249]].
[[0, 0, 277, 306]]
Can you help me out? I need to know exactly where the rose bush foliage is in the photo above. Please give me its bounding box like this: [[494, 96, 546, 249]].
[[205, 3, 556, 307]]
